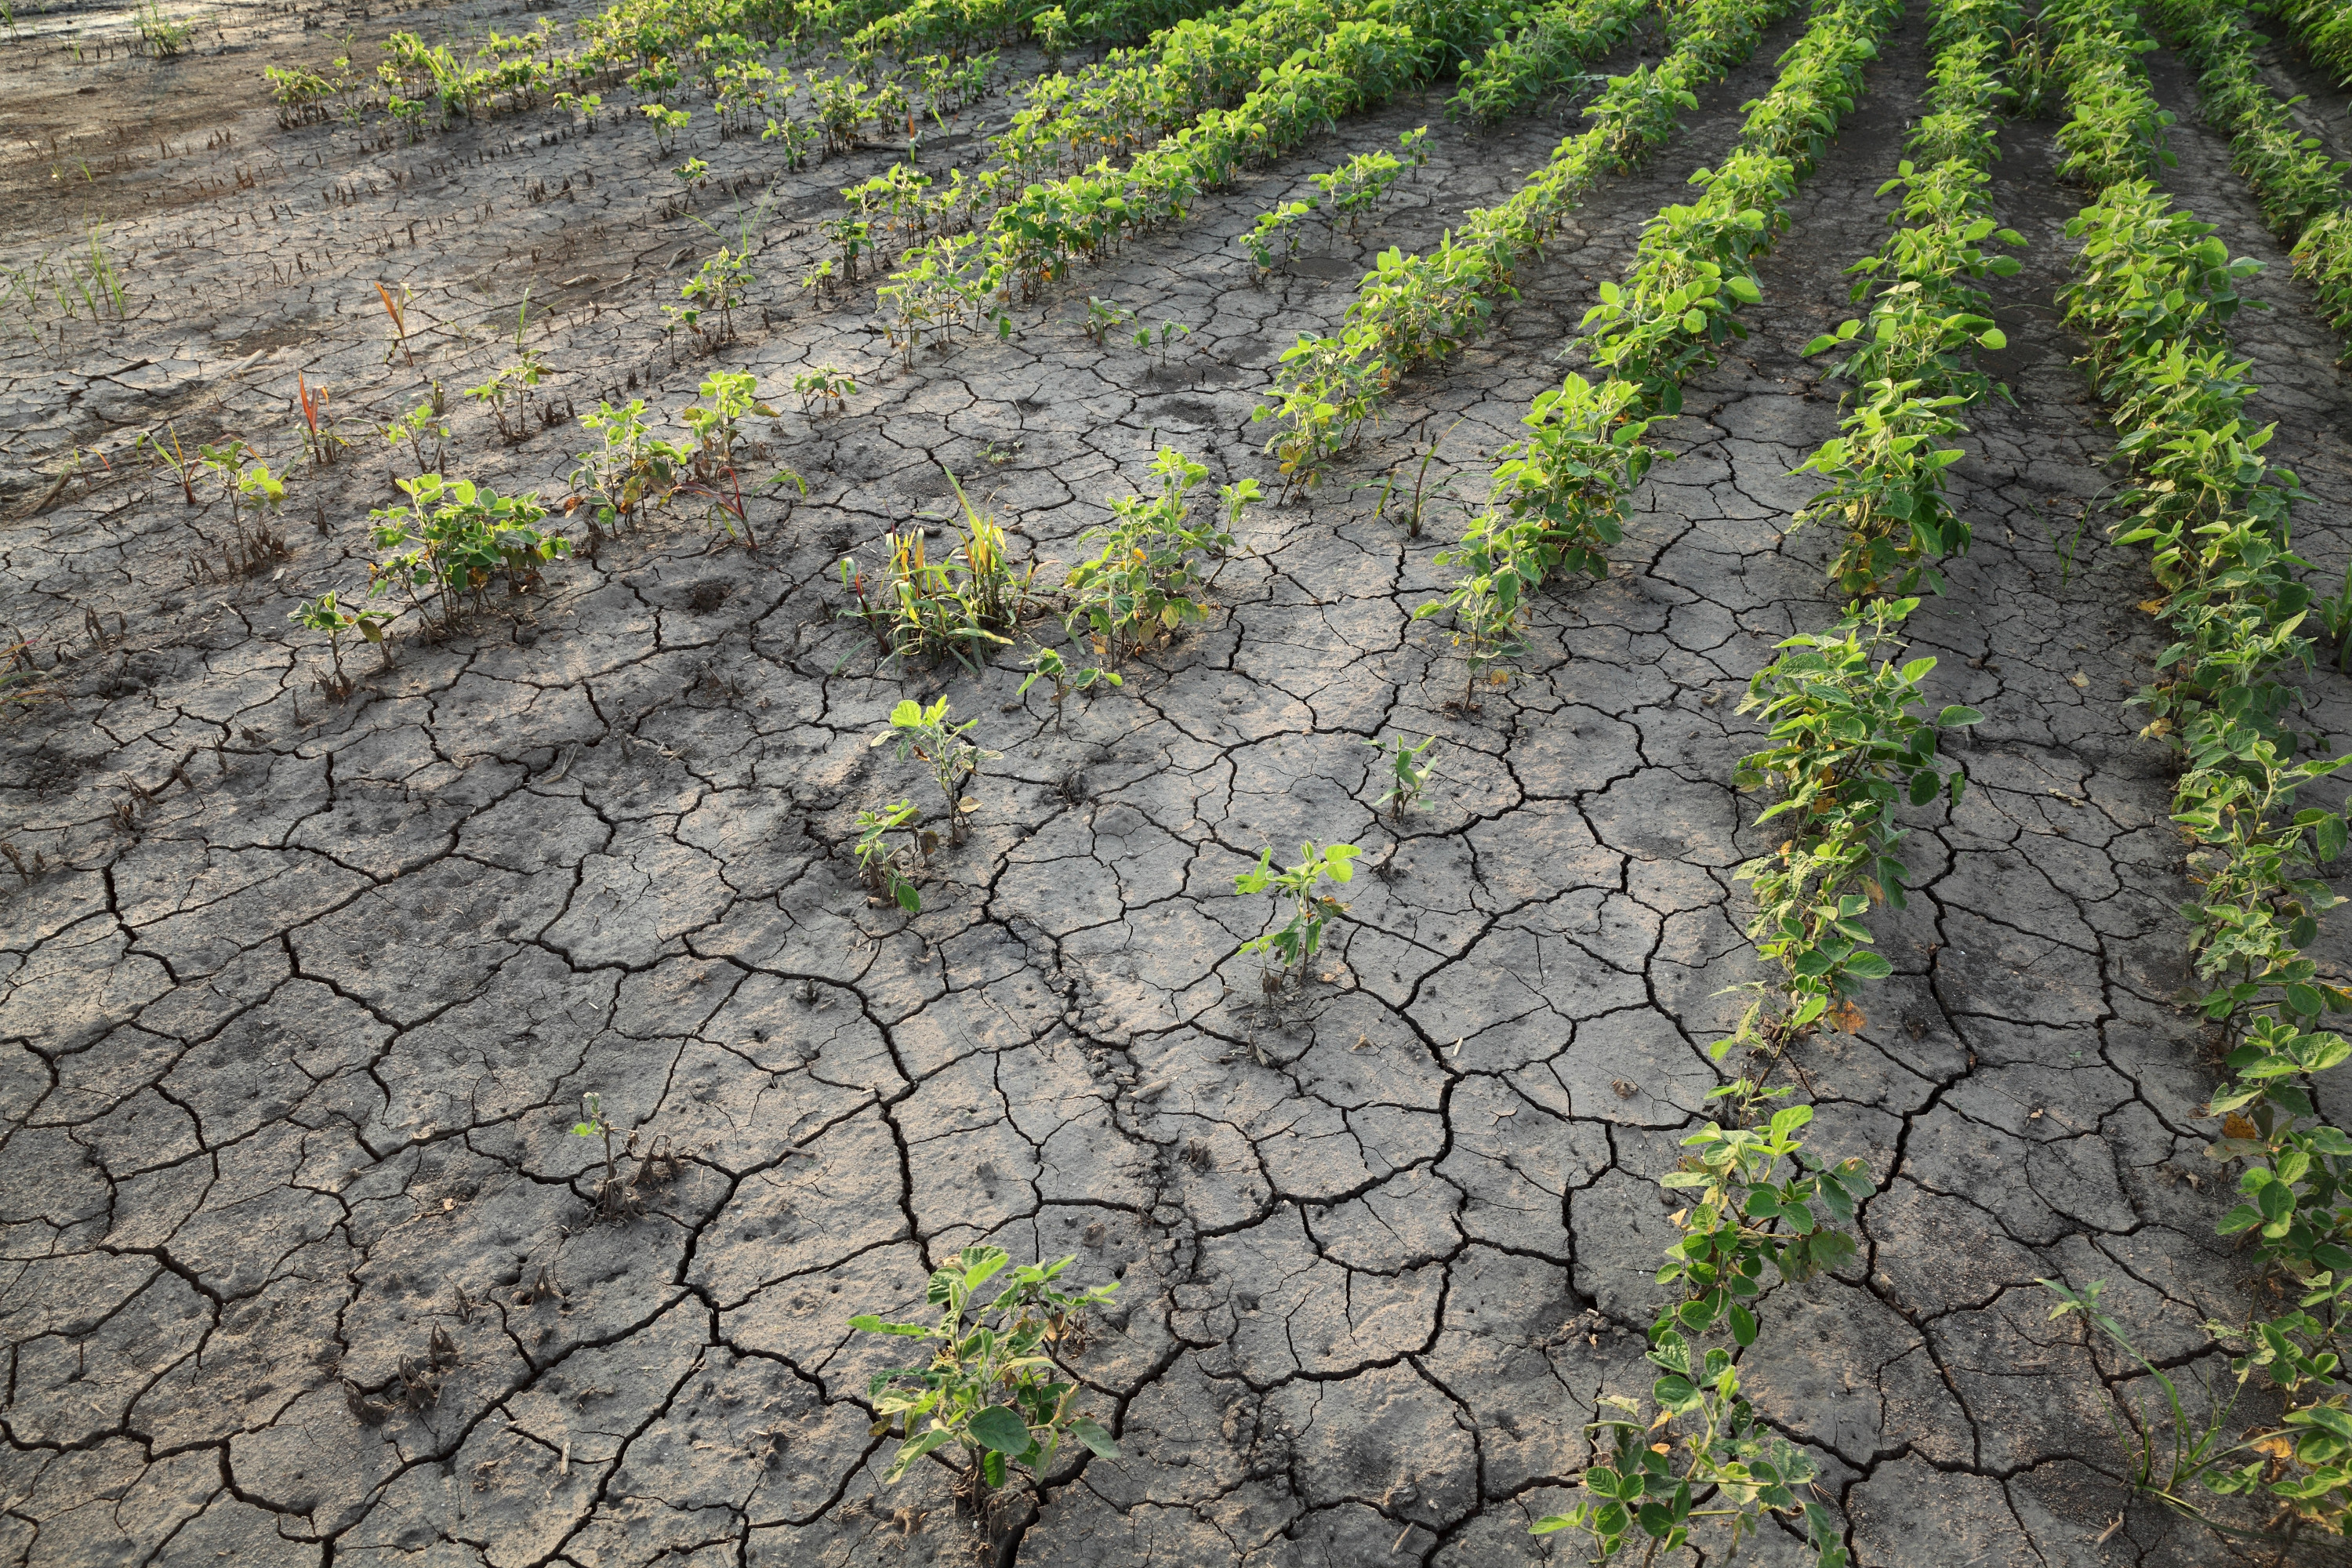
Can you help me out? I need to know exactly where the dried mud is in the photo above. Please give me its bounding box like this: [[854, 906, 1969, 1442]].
[[2, 0, 2350, 1563]]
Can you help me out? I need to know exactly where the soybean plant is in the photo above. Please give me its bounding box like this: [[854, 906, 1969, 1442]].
[[851, 1248, 1119, 1500], [1235, 840, 1362, 980], [876, 698, 998, 844]]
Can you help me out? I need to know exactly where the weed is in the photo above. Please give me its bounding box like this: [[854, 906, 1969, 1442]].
[[135, 1, 194, 58], [876, 696, 998, 844], [1235, 840, 1361, 981], [852, 1247, 1119, 1497], [2042, 1277, 2352, 1548], [137, 423, 198, 505], [1363, 733, 1438, 818]]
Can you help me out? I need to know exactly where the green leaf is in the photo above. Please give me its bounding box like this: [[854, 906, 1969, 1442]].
[[1066, 1416, 1121, 1457], [881, 1426, 956, 1483], [968, 1406, 1035, 1455], [1936, 705, 1984, 728], [1729, 1302, 1758, 1346], [1845, 950, 1893, 980]]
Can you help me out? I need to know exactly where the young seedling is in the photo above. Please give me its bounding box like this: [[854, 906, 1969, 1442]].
[[852, 1247, 1119, 1499], [761, 114, 820, 170], [571, 1091, 641, 1220], [1363, 733, 1439, 819], [1235, 840, 1362, 983], [1078, 296, 1134, 347], [642, 103, 691, 154], [1018, 645, 1121, 728], [138, 423, 198, 505], [384, 398, 449, 478], [289, 589, 389, 692], [667, 246, 754, 346], [466, 296, 546, 445], [1134, 320, 1191, 366], [792, 365, 857, 414], [875, 697, 998, 845], [854, 798, 924, 911]]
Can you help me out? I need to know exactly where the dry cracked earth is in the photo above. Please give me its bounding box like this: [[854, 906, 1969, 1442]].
[[5, 0, 2352, 1562]]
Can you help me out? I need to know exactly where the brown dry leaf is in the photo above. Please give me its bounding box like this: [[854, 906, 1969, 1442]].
[[2223, 1112, 2261, 1141], [1829, 1001, 1866, 1035], [2249, 1429, 2296, 1461], [2139, 599, 2167, 614], [2067, 670, 2089, 688]]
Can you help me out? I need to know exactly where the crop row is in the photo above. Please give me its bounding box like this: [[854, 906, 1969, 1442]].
[[2039, 0, 2352, 1545], [1410, 0, 1898, 701], [263, 0, 1203, 134], [1258, 0, 1801, 477], [2146, 0, 2352, 356], [871, 0, 1461, 356], [2262, 0, 2352, 90]]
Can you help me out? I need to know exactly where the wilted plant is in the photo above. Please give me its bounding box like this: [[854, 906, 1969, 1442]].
[[571, 1091, 643, 1221], [293, 374, 346, 468], [1235, 840, 1362, 980], [374, 281, 415, 368], [851, 1247, 1119, 1498]]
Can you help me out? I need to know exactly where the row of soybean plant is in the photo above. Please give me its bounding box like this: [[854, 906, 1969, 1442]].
[[1530, 1, 2031, 1560], [2037, 0, 2352, 1550], [1345, 0, 1965, 1560], [1257, 0, 1803, 481], [2148, 0, 2352, 356], [866, 0, 1571, 357]]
